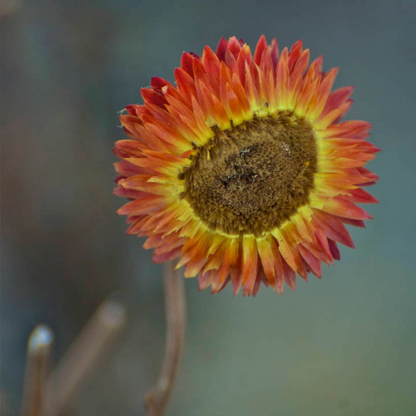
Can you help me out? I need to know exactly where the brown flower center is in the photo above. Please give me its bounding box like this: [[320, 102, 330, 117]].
[[181, 112, 317, 236]]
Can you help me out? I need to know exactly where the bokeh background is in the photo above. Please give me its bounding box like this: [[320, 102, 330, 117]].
[[2, 0, 416, 415]]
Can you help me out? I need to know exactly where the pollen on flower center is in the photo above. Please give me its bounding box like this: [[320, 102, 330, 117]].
[[181, 112, 317, 236]]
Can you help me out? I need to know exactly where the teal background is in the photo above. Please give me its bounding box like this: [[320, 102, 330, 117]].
[[1, 0, 416, 415]]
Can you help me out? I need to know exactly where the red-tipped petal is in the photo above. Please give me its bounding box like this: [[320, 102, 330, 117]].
[[254, 35, 267, 65], [321, 197, 373, 220]]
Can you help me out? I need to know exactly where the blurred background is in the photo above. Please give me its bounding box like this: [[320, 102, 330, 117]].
[[2, 0, 416, 415]]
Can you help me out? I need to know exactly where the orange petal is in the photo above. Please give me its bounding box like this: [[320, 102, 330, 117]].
[[257, 238, 276, 286], [321, 197, 373, 220], [242, 236, 258, 296]]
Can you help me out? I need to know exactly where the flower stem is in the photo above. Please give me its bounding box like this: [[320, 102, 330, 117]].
[[45, 300, 127, 416], [145, 261, 187, 416], [20, 325, 54, 416]]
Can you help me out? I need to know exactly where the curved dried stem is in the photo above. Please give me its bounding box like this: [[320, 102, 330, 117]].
[[145, 261, 187, 416]]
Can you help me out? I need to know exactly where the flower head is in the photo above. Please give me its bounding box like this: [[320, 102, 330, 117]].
[[114, 35, 379, 296]]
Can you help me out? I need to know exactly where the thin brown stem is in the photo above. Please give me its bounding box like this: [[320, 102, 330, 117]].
[[45, 300, 127, 416], [20, 325, 54, 416], [145, 261, 187, 416]]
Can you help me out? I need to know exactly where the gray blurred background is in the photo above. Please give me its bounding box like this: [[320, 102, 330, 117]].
[[1, 0, 416, 415]]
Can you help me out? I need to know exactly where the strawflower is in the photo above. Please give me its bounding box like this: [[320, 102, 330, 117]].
[[114, 35, 379, 296]]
